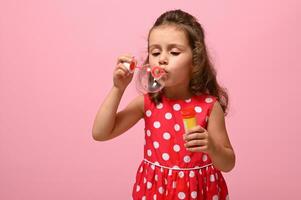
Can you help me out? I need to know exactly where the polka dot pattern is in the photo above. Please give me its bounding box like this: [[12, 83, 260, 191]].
[[163, 132, 171, 140], [183, 155, 191, 163], [146, 110, 152, 117], [153, 141, 159, 149], [174, 124, 180, 132], [153, 121, 160, 128], [162, 153, 170, 161], [178, 192, 186, 199], [165, 112, 172, 120], [156, 103, 163, 109], [191, 191, 197, 198], [173, 144, 180, 152], [173, 103, 181, 111], [194, 106, 202, 113], [133, 94, 229, 200]]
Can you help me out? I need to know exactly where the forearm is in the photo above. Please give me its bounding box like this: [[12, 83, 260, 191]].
[[92, 86, 125, 141], [209, 145, 235, 172]]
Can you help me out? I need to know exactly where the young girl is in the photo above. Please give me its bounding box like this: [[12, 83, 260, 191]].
[[92, 9, 235, 200]]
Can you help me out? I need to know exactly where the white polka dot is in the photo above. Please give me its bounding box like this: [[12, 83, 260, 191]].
[[165, 112, 172, 120], [184, 155, 191, 163], [202, 154, 208, 162], [163, 132, 171, 140], [139, 167, 143, 173], [173, 104, 181, 111], [153, 141, 159, 149], [185, 98, 191, 103], [156, 103, 163, 109], [191, 191, 197, 198], [146, 110, 152, 117], [168, 169, 172, 176], [153, 194, 157, 200], [194, 106, 202, 113], [212, 195, 219, 200], [189, 171, 195, 178], [210, 174, 215, 182], [142, 196, 146, 200], [146, 130, 151, 137], [173, 144, 180, 152], [199, 169, 202, 175], [147, 149, 152, 157], [143, 177, 146, 183], [178, 171, 184, 178], [174, 124, 180, 131], [205, 97, 213, 103], [164, 178, 168, 185], [153, 121, 161, 128], [158, 187, 164, 194], [136, 185, 140, 192], [147, 181, 152, 189], [172, 181, 177, 188], [178, 192, 186, 199], [215, 173, 219, 180], [162, 153, 170, 161], [151, 164, 155, 170], [155, 174, 158, 181]]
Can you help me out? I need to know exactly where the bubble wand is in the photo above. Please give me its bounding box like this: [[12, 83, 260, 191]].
[[123, 60, 166, 93]]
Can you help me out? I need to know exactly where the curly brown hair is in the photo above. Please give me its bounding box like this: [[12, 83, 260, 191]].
[[144, 9, 229, 115]]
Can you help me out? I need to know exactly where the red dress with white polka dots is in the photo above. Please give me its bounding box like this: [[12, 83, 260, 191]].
[[132, 94, 229, 200]]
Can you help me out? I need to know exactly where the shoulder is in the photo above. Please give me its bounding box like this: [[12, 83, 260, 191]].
[[207, 100, 226, 131], [210, 100, 224, 118], [129, 94, 144, 114]]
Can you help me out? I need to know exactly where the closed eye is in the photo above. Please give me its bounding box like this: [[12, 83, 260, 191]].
[[171, 52, 180, 56], [151, 52, 160, 56]]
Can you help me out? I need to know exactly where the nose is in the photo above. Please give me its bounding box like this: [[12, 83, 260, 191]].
[[158, 53, 168, 65]]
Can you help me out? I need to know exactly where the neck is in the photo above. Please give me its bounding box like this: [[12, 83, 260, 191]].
[[163, 85, 193, 100]]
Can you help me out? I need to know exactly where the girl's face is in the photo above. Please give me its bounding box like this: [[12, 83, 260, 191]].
[[148, 25, 193, 90]]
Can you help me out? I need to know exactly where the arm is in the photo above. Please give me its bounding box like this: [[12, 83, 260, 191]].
[[183, 101, 236, 172], [207, 101, 236, 172], [92, 55, 144, 141], [92, 89, 144, 141]]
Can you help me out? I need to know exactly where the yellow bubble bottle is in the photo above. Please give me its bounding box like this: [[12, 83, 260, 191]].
[[181, 106, 197, 132]]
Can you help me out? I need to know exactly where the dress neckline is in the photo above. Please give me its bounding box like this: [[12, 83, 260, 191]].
[[161, 93, 207, 102]]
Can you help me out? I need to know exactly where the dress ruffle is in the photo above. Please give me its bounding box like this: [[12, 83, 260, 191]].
[[132, 160, 229, 200]]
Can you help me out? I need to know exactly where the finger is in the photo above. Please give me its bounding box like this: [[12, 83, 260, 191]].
[[186, 125, 206, 134], [183, 132, 207, 142], [117, 55, 135, 64], [116, 63, 131, 75], [186, 146, 208, 153], [115, 68, 127, 78], [184, 139, 207, 148]]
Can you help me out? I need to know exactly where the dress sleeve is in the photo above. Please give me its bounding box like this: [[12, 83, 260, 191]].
[[144, 94, 151, 114], [207, 95, 218, 118]]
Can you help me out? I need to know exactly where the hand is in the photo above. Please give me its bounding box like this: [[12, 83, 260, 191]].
[[113, 55, 136, 91], [183, 125, 217, 155]]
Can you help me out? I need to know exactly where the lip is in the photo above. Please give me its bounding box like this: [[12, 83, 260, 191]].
[[150, 66, 166, 78]]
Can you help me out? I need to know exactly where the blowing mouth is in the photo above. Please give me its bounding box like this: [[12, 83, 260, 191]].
[[151, 66, 167, 79]]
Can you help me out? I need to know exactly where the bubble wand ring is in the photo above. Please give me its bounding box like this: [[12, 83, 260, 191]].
[[123, 60, 166, 93]]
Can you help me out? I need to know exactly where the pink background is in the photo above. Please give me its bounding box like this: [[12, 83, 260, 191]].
[[0, 0, 300, 199]]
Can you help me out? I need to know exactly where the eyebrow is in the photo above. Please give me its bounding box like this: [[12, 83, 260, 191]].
[[149, 44, 186, 50]]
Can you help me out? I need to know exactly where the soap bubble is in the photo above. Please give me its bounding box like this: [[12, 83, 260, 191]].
[[135, 64, 166, 94]]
